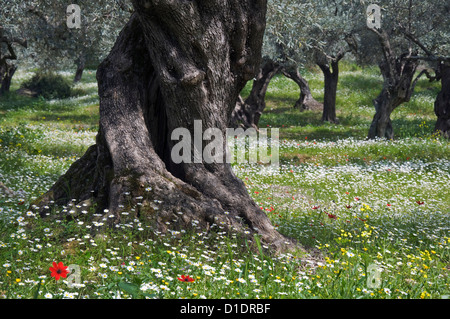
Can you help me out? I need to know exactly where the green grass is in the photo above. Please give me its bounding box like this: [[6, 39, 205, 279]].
[[0, 63, 449, 299]]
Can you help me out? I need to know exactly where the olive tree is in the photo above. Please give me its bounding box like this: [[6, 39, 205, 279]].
[[32, 0, 294, 252], [1, 0, 130, 84], [303, 0, 360, 124], [355, 0, 450, 139], [0, 2, 28, 95], [231, 0, 321, 129]]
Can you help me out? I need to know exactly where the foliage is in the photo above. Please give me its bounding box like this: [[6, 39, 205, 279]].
[[0, 0, 131, 73], [354, 0, 450, 67], [20, 71, 71, 99], [264, 0, 360, 68], [264, 0, 450, 70]]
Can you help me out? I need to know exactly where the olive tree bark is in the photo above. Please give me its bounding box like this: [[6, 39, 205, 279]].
[[32, 1, 294, 252], [0, 64, 17, 95], [316, 59, 339, 123], [397, 29, 450, 139], [281, 67, 322, 111], [315, 48, 349, 124], [367, 28, 419, 140], [230, 58, 282, 129], [230, 60, 322, 129], [73, 54, 86, 83], [434, 62, 450, 138], [0, 27, 27, 95]]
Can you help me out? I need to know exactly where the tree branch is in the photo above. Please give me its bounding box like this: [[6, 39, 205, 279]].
[[409, 68, 436, 96], [0, 36, 26, 62], [27, 5, 53, 27], [397, 26, 433, 57], [404, 56, 450, 63], [368, 27, 397, 81]]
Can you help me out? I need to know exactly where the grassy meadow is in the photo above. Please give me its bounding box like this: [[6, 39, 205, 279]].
[[0, 63, 449, 299]]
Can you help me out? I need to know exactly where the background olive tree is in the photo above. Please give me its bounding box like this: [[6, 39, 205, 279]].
[[0, 0, 131, 90], [352, 0, 450, 139], [231, 0, 361, 129]]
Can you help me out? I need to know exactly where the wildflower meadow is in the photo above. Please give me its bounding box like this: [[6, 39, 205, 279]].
[[0, 65, 449, 301]]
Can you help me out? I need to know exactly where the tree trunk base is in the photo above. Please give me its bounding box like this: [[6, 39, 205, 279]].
[[297, 96, 323, 112], [317, 60, 339, 124], [368, 112, 394, 140], [281, 68, 322, 112], [231, 59, 282, 129], [31, 12, 299, 255]]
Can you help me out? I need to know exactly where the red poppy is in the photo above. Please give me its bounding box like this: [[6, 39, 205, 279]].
[[178, 275, 195, 283], [49, 261, 69, 281], [345, 205, 352, 209], [416, 201, 424, 205], [312, 206, 320, 210], [327, 213, 337, 220]]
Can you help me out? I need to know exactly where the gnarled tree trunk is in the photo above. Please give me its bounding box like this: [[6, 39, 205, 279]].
[[0, 27, 26, 95], [0, 63, 16, 95], [230, 58, 281, 129], [73, 54, 86, 83], [32, 1, 294, 253], [367, 28, 420, 140], [315, 46, 350, 125], [230, 61, 322, 129], [434, 62, 450, 138], [368, 58, 419, 140], [281, 67, 322, 111], [317, 59, 340, 123]]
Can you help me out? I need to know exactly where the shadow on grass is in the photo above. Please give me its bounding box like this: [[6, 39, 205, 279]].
[[262, 98, 439, 140], [261, 107, 323, 127], [0, 92, 40, 112], [0, 89, 98, 111], [391, 117, 437, 139], [338, 73, 382, 92], [280, 126, 368, 141], [27, 112, 99, 127], [1, 91, 100, 127]]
